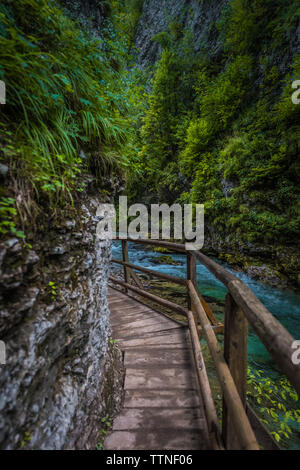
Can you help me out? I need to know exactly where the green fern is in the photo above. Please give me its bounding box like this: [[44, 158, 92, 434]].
[[0, 0, 131, 218]]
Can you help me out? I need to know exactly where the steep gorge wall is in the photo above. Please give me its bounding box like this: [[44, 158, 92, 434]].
[[134, 0, 299, 78], [0, 0, 127, 450], [134, 0, 226, 67], [62, 0, 109, 35], [0, 179, 124, 449]]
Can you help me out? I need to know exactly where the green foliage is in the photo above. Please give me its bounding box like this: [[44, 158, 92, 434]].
[[1, 0, 299, 251], [110, 0, 144, 46], [153, 246, 173, 254], [47, 281, 58, 301], [0, 196, 25, 238], [225, 0, 300, 55], [0, 0, 131, 229], [180, 54, 252, 177], [19, 430, 32, 449], [129, 23, 200, 202], [247, 368, 300, 446], [124, 0, 300, 259], [199, 55, 252, 128], [111, 0, 300, 254], [225, 0, 271, 54], [96, 414, 113, 450], [140, 49, 181, 167], [117, 65, 149, 190]]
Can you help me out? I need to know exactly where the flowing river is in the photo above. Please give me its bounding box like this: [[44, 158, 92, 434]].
[[111, 240, 300, 448]]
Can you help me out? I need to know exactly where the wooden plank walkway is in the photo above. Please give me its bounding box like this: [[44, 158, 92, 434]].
[[104, 287, 211, 450]]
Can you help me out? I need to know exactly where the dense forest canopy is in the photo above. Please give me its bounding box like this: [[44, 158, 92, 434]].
[[126, 0, 300, 248]]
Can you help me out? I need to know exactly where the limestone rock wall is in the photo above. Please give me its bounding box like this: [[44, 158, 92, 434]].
[[0, 182, 124, 449], [134, 0, 227, 67]]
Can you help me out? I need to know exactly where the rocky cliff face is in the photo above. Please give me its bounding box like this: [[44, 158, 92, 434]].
[[134, 0, 227, 67], [134, 0, 299, 72], [62, 0, 108, 37], [0, 179, 124, 449]]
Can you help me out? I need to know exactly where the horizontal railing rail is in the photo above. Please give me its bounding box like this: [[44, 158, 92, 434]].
[[109, 236, 299, 450], [111, 258, 187, 286]]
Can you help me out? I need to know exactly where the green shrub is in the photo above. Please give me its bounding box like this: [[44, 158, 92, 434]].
[[0, 0, 130, 211], [247, 368, 300, 447]]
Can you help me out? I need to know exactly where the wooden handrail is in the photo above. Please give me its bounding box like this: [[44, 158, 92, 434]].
[[222, 292, 248, 448], [113, 236, 300, 397], [194, 250, 237, 286], [111, 258, 186, 286], [115, 236, 186, 252], [187, 281, 259, 450], [109, 276, 224, 335], [186, 309, 224, 450], [110, 237, 300, 449], [227, 279, 300, 395]]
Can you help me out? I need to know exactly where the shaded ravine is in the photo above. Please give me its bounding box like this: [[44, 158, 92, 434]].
[[111, 240, 300, 449]]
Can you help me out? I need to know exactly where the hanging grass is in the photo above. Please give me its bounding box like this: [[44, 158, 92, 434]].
[[0, 0, 131, 235]]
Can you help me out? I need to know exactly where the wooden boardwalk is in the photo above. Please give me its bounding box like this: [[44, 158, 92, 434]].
[[104, 239, 300, 450], [104, 287, 210, 450]]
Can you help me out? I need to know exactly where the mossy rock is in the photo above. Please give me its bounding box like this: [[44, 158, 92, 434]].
[[150, 255, 182, 265], [153, 246, 174, 254]]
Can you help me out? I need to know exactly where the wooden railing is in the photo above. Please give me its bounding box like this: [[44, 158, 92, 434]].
[[109, 237, 300, 450]]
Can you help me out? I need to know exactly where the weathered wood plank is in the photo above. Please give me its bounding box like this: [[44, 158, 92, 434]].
[[124, 348, 193, 367], [123, 389, 202, 409], [118, 335, 190, 349], [114, 322, 181, 338], [112, 408, 206, 431], [104, 429, 210, 450], [110, 276, 189, 316], [104, 288, 210, 451], [112, 316, 181, 331], [110, 309, 172, 325], [124, 367, 197, 390]]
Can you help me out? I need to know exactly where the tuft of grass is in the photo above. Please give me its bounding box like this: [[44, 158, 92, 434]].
[[0, 0, 131, 233]]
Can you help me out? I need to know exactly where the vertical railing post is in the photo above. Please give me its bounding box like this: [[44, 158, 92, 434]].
[[121, 240, 130, 293], [222, 292, 248, 449], [187, 252, 198, 327]]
